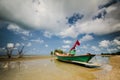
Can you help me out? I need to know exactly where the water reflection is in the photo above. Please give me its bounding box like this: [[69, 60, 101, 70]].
[[90, 55, 110, 64], [0, 56, 112, 80], [0, 61, 25, 72], [90, 56, 112, 80], [90, 56, 112, 71]]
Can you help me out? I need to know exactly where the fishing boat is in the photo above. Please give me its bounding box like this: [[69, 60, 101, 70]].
[[55, 52, 95, 63], [55, 40, 100, 67], [55, 52, 100, 67]]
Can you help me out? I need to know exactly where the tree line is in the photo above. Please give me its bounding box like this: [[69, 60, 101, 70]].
[[101, 51, 120, 55]]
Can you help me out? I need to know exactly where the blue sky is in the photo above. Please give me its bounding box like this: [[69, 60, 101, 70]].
[[0, 0, 120, 55]]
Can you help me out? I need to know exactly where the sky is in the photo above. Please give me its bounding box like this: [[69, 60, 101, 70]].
[[0, 0, 120, 55]]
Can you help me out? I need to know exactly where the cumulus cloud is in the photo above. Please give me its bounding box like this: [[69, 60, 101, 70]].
[[7, 23, 30, 36], [107, 48, 118, 53], [27, 42, 32, 47], [99, 40, 110, 48], [45, 44, 48, 48], [59, 26, 79, 38], [91, 46, 100, 51], [59, 18, 120, 38], [81, 45, 88, 49], [113, 39, 120, 46], [31, 38, 44, 43], [80, 34, 94, 42], [99, 37, 120, 53], [0, 0, 119, 38], [0, 0, 66, 32], [15, 43, 20, 47], [43, 31, 53, 38], [99, 38, 120, 48], [7, 43, 14, 48], [63, 40, 72, 44], [62, 45, 70, 49], [106, 6, 117, 13]]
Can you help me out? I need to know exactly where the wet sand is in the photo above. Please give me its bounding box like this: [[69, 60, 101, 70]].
[[0, 56, 120, 80], [0, 56, 52, 62], [95, 56, 120, 80]]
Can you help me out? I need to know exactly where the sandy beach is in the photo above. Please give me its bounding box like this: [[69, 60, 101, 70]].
[[0, 55, 120, 80], [109, 56, 120, 80], [95, 56, 120, 80], [0, 56, 52, 62]]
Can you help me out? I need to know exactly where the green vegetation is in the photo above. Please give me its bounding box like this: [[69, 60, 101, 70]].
[[50, 49, 64, 56], [101, 52, 120, 55], [54, 49, 64, 54], [50, 51, 54, 56]]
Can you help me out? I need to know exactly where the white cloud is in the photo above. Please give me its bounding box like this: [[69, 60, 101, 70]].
[[106, 6, 117, 13], [43, 31, 52, 38], [99, 40, 110, 48], [45, 44, 48, 48], [80, 34, 94, 42], [27, 42, 32, 47], [59, 18, 120, 38], [91, 46, 100, 51], [0, 0, 66, 32], [113, 39, 120, 46], [59, 26, 79, 38], [81, 45, 88, 49], [31, 38, 44, 43], [15, 43, 20, 47], [7, 43, 14, 48], [117, 46, 120, 49], [21, 43, 25, 46], [107, 48, 118, 53], [21, 36, 28, 40], [0, 0, 119, 38], [62, 45, 70, 49], [101, 37, 120, 47], [7, 23, 30, 36], [63, 40, 72, 44], [98, 37, 120, 53]]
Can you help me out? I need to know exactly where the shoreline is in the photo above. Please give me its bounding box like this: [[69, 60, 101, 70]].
[[0, 56, 53, 62]]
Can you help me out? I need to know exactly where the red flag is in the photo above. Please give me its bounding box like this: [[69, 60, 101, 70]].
[[70, 40, 80, 50], [75, 40, 80, 46]]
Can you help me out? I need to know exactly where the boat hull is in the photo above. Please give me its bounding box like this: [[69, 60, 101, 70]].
[[57, 55, 95, 62], [56, 54, 95, 63]]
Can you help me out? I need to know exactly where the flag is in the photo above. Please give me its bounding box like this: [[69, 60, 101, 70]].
[[70, 40, 80, 50], [75, 40, 80, 46]]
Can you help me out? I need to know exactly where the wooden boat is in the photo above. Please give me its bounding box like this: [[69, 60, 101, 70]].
[[55, 52, 101, 67], [54, 40, 100, 67], [55, 52, 95, 63]]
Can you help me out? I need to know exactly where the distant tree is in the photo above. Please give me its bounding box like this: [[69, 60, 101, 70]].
[[50, 51, 54, 56], [18, 46, 25, 58], [54, 49, 64, 54], [101, 51, 120, 55], [6, 43, 15, 59]]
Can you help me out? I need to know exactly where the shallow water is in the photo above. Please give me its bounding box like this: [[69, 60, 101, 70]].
[[0, 56, 111, 80]]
